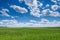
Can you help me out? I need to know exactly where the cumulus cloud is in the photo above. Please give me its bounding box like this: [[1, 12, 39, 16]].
[[0, 19, 60, 27], [24, 0, 38, 7], [19, 0, 24, 3], [24, 0, 60, 17], [10, 5, 28, 14], [40, 18, 49, 24], [41, 9, 60, 17], [46, 4, 50, 7], [0, 20, 20, 27], [37, 1, 43, 7], [0, 20, 17, 25], [19, 0, 24, 2], [0, 19, 33, 27], [51, 5, 59, 11], [51, 0, 60, 6], [24, 0, 41, 17], [0, 9, 10, 16], [33, 19, 60, 27], [30, 8, 41, 17], [30, 20, 37, 23], [51, 0, 57, 3], [24, 19, 60, 27], [42, 9, 49, 16], [49, 11, 60, 17]]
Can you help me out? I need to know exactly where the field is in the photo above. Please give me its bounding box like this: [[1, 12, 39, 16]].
[[0, 27, 60, 40]]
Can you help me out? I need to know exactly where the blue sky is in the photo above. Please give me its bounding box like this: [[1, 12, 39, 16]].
[[0, 0, 60, 27]]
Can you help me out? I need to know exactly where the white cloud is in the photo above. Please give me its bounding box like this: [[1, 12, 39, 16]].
[[40, 18, 49, 24], [0, 20, 17, 25], [34, 19, 60, 27], [0, 9, 10, 16], [24, 0, 34, 6], [49, 11, 60, 17], [39, 3, 43, 7], [10, 5, 28, 14], [24, 0, 38, 8], [0, 20, 20, 27], [51, 0, 57, 3], [30, 20, 37, 23], [19, 0, 24, 3], [41, 9, 60, 17], [51, 5, 59, 11], [37, 1, 43, 7], [29, 19, 60, 27], [46, 4, 50, 7], [0, 9, 18, 18], [0, 19, 33, 27], [24, 0, 41, 17], [42, 9, 49, 15], [0, 19, 60, 27], [19, 0, 23, 2], [30, 8, 41, 17]]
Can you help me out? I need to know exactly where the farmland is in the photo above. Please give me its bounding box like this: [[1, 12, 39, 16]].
[[0, 27, 60, 40]]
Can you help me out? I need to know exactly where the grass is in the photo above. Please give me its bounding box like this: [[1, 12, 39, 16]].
[[0, 27, 60, 40]]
